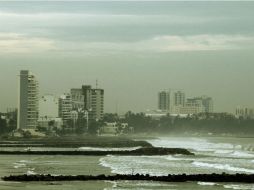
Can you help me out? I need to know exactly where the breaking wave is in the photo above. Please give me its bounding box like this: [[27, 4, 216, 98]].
[[192, 161, 254, 173]]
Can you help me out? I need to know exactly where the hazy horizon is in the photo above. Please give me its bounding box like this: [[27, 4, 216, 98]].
[[0, 1, 254, 113]]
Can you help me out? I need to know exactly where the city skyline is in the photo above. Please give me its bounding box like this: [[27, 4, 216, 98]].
[[0, 1, 254, 113], [0, 69, 252, 114]]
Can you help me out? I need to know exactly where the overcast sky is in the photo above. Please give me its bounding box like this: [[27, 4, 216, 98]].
[[0, 1, 253, 113]]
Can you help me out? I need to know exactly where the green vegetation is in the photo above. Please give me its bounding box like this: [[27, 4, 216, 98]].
[[1, 111, 254, 137], [0, 112, 16, 135], [122, 112, 254, 135]]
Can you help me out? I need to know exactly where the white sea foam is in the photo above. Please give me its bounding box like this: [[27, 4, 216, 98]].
[[147, 137, 234, 152], [103, 181, 175, 190], [197, 182, 217, 186], [13, 162, 26, 169], [104, 181, 118, 188], [243, 145, 254, 152], [230, 151, 254, 158], [78, 146, 141, 151], [165, 155, 194, 161], [99, 155, 171, 176], [214, 150, 233, 154], [17, 159, 62, 166], [193, 161, 254, 173], [19, 160, 30, 163], [0, 180, 21, 184], [18, 160, 35, 164], [223, 184, 254, 190], [234, 145, 242, 150], [26, 170, 36, 175], [100, 137, 254, 178], [213, 150, 254, 159]]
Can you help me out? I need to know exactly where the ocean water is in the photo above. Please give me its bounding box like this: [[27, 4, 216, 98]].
[[0, 137, 254, 190]]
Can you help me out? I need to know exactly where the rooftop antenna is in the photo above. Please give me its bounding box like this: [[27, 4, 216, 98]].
[[96, 79, 98, 89]]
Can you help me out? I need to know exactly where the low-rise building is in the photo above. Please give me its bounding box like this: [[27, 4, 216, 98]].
[[145, 109, 168, 119], [100, 122, 132, 135], [100, 122, 118, 135], [173, 104, 202, 115]]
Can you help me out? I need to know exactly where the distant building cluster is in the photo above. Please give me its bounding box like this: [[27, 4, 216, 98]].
[[17, 70, 104, 132], [235, 106, 254, 119], [157, 89, 213, 115]]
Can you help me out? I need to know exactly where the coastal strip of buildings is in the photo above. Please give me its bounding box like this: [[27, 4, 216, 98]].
[[17, 70, 104, 133], [13, 70, 254, 133]]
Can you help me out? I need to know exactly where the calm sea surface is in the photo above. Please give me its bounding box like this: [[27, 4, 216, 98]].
[[0, 136, 254, 190]]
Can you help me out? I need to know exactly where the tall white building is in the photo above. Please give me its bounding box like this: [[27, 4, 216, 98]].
[[17, 70, 39, 129]]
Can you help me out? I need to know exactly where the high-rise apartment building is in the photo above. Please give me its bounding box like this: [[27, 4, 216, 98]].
[[71, 85, 104, 120], [17, 70, 39, 129], [70, 88, 84, 110], [158, 91, 170, 111], [174, 91, 185, 106], [58, 94, 72, 122]]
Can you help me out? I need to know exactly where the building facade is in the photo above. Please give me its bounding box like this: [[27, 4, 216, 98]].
[[17, 70, 39, 129], [174, 91, 185, 107], [187, 96, 213, 113], [70, 88, 84, 110], [173, 104, 203, 115], [71, 85, 104, 120], [58, 94, 72, 123], [158, 91, 170, 111]]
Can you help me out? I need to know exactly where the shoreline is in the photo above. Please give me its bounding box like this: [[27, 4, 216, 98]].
[[2, 173, 254, 183]]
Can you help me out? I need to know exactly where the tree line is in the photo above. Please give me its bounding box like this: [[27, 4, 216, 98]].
[[1, 111, 254, 136]]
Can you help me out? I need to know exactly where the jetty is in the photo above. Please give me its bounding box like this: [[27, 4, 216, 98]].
[[2, 173, 254, 183], [0, 147, 193, 156]]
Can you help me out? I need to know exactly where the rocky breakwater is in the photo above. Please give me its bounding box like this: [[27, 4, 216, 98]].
[[2, 173, 254, 183], [0, 147, 194, 156]]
